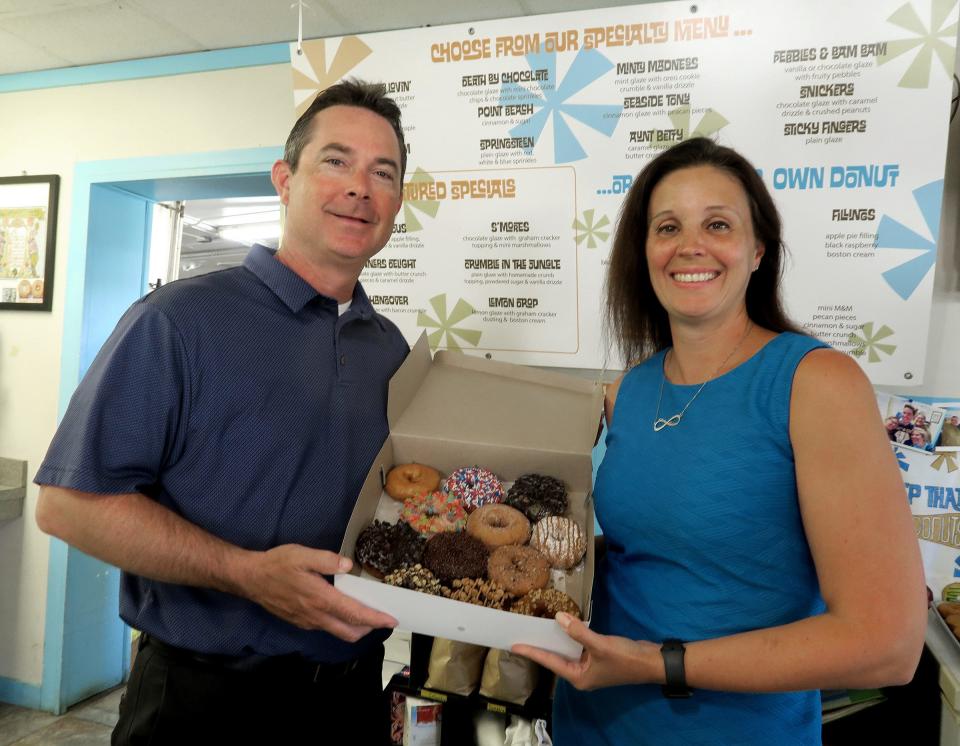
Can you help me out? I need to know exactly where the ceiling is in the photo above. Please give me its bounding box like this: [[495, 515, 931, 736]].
[[0, 0, 654, 76], [0, 0, 656, 276]]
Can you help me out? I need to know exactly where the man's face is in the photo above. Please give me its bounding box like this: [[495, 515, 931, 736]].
[[901, 408, 915, 424], [951, 416, 959, 427], [272, 105, 403, 269]]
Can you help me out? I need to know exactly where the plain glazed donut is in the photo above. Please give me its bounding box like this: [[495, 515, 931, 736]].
[[487, 545, 550, 596], [385, 463, 441, 501], [466, 504, 531, 548], [401, 491, 467, 536], [511, 587, 581, 620], [530, 516, 586, 570]]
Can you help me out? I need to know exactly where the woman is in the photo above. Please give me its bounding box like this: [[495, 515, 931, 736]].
[[514, 138, 926, 745]]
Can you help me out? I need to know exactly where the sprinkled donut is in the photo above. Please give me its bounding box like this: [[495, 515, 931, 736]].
[[487, 545, 550, 596], [401, 490, 467, 536], [354, 520, 426, 579], [530, 516, 586, 570], [385, 463, 441, 501], [466, 504, 530, 548], [505, 473, 568, 522], [423, 531, 489, 585], [511, 587, 581, 620], [442, 466, 504, 513]]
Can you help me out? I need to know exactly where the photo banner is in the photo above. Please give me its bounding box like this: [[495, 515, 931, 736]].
[[289, 0, 958, 381], [901, 446, 960, 600]]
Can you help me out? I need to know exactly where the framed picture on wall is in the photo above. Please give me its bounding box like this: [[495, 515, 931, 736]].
[[0, 174, 59, 312]]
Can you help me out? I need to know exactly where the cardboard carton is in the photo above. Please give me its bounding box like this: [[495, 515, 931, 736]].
[[336, 335, 603, 658]]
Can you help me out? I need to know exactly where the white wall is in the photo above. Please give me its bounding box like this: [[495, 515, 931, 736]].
[[0, 63, 292, 684]]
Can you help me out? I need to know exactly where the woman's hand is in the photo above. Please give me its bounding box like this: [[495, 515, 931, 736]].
[[512, 612, 660, 691]]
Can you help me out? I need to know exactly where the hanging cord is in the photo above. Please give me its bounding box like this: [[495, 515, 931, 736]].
[[291, 0, 310, 56], [951, 74, 958, 123]]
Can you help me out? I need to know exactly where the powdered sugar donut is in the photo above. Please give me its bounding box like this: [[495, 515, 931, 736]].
[[530, 516, 586, 569], [442, 466, 504, 513]]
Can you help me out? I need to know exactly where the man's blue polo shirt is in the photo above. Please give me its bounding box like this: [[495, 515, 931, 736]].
[[36, 245, 409, 663]]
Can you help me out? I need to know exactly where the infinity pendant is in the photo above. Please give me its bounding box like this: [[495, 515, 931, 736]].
[[653, 414, 682, 431]]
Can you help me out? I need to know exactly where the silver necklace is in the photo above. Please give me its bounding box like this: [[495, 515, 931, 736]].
[[653, 322, 754, 432]]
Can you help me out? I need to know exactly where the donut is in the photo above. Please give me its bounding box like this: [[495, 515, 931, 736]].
[[354, 520, 426, 578], [442, 577, 513, 609], [401, 490, 467, 536], [530, 516, 586, 570], [505, 473, 568, 522], [487, 545, 550, 596], [938, 602, 960, 618], [442, 466, 504, 513], [467, 504, 530, 548], [423, 531, 489, 585], [511, 588, 581, 620], [383, 563, 444, 596], [385, 463, 441, 501]]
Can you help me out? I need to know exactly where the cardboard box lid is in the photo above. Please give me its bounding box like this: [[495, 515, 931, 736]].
[[389, 335, 604, 462]]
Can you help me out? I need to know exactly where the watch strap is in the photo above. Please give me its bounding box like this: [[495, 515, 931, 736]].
[[660, 638, 692, 698]]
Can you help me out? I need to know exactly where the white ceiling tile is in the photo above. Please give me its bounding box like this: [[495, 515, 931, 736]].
[[1, 3, 202, 67], [0, 27, 71, 74]]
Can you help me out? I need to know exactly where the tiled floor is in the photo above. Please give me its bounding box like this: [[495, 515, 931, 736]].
[[0, 630, 412, 745], [0, 687, 120, 746]]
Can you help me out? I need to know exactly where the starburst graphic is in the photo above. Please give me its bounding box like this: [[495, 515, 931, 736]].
[[932, 452, 960, 473], [877, 0, 958, 88], [498, 50, 622, 163], [877, 179, 942, 300], [416, 294, 482, 351], [402, 168, 442, 233], [573, 209, 611, 249], [291, 37, 372, 115], [847, 322, 897, 361], [894, 447, 910, 471], [650, 105, 730, 150]]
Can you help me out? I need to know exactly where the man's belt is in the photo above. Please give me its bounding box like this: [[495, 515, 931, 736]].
[[141, 634, 366, 683]]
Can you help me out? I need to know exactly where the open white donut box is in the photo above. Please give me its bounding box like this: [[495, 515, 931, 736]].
[[336, 334, 603, 658]]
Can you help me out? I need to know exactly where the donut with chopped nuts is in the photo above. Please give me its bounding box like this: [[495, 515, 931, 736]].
[[511, 588, 581, 620]]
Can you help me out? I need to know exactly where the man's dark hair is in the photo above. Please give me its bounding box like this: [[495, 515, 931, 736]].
[[605, 137, 802, 366], [283, 78, 407, 183]]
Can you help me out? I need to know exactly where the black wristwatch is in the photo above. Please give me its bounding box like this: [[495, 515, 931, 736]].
[[660, 639, 692, 698]]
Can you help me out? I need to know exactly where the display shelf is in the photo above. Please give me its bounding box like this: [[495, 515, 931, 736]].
[[384, 633, 553, 746]]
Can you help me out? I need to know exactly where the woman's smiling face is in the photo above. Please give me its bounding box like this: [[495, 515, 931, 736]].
[[645, 164, 764, 327]]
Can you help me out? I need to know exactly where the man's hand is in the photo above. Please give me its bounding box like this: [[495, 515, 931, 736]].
[[244, 544, 398, 641]]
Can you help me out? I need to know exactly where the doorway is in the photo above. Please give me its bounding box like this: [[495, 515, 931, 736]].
[[42, 147, 279, 714]]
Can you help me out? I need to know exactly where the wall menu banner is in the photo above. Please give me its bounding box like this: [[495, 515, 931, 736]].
[[289, 0, 958, 380], [901, 446, 960, 600]]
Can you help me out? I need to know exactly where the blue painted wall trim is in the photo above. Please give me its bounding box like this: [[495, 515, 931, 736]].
[[0, 43, 290, 94], [38, 147, 279, 714], [0, 676, 42, 710]]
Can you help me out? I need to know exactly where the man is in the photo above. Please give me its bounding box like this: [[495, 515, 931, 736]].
[[35, 79, 408, 745], [940, 414, 960, 448]]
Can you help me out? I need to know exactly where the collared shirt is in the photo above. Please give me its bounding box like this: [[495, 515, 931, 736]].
[[36, 245, 409, 662]]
